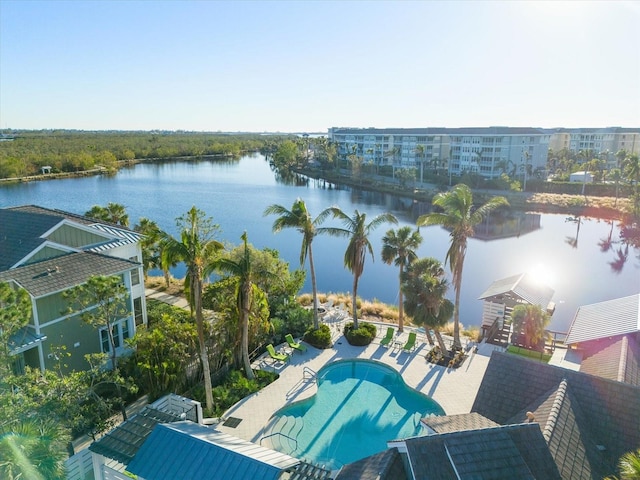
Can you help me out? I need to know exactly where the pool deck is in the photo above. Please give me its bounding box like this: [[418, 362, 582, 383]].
[[215, 323, 501, 444]]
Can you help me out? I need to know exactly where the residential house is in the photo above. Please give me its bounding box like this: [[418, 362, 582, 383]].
[[0, 205, 147, 373], [562, 293, 640, 386], [87, 394, 330, 480]]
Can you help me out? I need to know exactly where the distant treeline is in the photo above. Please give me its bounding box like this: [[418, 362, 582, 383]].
[[0, 130, 291, 179]]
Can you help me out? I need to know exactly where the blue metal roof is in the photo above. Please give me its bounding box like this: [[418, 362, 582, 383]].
[[9, 326, 47, 354], [126, 422, 299, 480]]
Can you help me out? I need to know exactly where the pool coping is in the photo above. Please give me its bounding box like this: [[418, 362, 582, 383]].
[[213, 323, 499, 448]]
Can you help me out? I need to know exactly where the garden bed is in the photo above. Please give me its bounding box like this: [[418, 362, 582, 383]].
[[425, 346, 468, 369]]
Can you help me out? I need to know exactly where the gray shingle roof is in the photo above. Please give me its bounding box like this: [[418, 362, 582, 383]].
[[1, 205, 142, 271], [0, 252, 139, 297], [477, 272, 555, 309], [565, 294, 640, 345], [579, 334, 640, 386], [334, 448, 406, 480], [403, 423, 561, 480], [89, 407, 183, 465], [0, 208, 63, 270], [421, 412, 498, 433], [472, 351, 640, 479], [126, 421, 299, 480]]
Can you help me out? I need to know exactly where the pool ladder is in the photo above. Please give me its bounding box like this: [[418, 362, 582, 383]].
[[303, 366, 317, 381]]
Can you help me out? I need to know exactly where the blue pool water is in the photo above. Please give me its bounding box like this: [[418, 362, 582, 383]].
[[268, 359, 444, 469]]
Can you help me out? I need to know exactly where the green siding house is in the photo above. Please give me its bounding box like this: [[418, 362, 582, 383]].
[[0, 205, 147, 373]]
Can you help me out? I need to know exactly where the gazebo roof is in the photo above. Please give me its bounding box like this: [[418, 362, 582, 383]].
[[478, 272, 554, 309]]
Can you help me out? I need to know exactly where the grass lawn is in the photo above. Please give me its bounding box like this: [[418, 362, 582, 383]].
[[507, 345, 552, 363]]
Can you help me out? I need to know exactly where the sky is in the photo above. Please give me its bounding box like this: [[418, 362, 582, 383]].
[[1, 1, 638, 133]]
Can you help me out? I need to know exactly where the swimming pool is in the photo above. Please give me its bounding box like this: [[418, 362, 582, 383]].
[[266, 359, 444, 469]]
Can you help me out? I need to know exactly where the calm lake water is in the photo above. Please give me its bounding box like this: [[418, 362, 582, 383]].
[[1, 154, 638, 332]]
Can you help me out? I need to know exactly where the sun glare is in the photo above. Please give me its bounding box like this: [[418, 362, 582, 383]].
[[527, 263, 556, 287]]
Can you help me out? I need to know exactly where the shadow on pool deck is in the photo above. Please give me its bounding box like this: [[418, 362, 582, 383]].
[[213, 325, 496, 446]]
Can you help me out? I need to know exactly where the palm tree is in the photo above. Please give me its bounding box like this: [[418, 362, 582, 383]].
[[510, 304, 550, 350], [381, 226, 422, 332], [161, 206, 223, 412], [417, 184, 508, 350], [216, 232, 258, 379], [415, 144, 425, 183], [135, 218, 176, 287], [617, 448, 640, 480], [264, 199, 331, 330], [401, 257, 453, 355], [0, 419, 69, 480], [322, 208, 397, 328], [84, 202, 129, 227], [134, 217, 163, 277]]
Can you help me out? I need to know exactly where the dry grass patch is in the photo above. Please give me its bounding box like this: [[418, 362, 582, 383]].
[[145, 275, 185, 297], [528, 193, 631, 213], [296, 293, 400, 323]]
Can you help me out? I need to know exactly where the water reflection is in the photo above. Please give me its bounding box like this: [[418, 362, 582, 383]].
[[565, 216, 582, 249], [600, 218, 640, 274], [474, 211, 541, 241]]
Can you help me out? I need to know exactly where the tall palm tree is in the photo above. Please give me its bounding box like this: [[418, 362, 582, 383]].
[[415, 144, 425, 183], [401, 257, 453, 355], [417, 184, 508, 350], [323, 208, 397, 328], [216, 232, 258, 379], [134, 217, 163, 277], [264, 199, 331, 329], [134, 219, 180, 288], [162, 206, 223, 412], [381, 226, 422, 332]]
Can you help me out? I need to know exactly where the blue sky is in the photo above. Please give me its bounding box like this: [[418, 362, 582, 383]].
[[1, 1, 638, 132]]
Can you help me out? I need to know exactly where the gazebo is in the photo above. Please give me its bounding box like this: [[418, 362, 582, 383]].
[[477, 272, 555, 344]]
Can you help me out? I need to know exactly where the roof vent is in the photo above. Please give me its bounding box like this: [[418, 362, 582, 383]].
[[597, 445, 606, 451]]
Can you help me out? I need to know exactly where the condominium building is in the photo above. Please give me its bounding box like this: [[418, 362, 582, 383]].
[[328, 126, 640, 179]]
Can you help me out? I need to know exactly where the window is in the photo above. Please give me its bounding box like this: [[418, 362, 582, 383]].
[[129, 257, 140, 285], [99, 320, 130, 354], [101, 329, 110, 353]]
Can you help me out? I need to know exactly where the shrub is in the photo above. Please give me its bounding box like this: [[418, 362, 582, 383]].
[[344, 321, 377, 346], [271, 303, 312, 344], [190, 369, 278, 417], [426, 345, 444, 364], [303, 324, 332, 349]]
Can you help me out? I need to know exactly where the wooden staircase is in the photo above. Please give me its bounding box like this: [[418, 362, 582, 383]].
[[486, 316, 512, 347]]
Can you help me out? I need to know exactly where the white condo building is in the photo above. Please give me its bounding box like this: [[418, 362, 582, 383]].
[[328, 126, 640, 179]]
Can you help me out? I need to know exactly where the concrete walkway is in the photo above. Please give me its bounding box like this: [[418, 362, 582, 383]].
[[216, 323, 500, 445], [145, 288, 190, 309]]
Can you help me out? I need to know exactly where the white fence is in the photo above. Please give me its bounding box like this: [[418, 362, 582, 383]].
[[65, 448, 93, 480]]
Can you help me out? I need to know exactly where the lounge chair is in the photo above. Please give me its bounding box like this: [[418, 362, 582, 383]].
[[403, 332, 417, 352], [266, 344, 289, 364], [285, 334, 307, 353], [380, 327, 395, 347]]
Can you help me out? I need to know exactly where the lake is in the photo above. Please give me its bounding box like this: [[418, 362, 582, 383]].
[[1, 154, 638, 333]]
